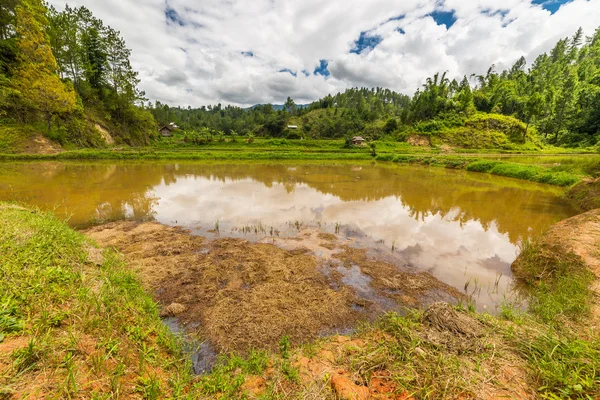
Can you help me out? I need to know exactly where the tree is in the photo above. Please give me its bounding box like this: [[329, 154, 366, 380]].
[[82, 26, 106, 91], [524, 92, 543, 137], [13, 0, 78, 132], [456, 76, 474, 112], [383, 118, 398, 134], [284, 96, 296, 115], [0, 0, 18, 41]]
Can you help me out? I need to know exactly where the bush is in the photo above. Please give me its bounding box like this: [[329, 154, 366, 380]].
[[465, 160, 501, 173]]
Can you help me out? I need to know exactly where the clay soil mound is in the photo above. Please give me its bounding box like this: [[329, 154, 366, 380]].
[[22, 134, 61, 154]]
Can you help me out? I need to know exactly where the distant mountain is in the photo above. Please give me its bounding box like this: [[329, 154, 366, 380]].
[[245, 104, 310, 111]]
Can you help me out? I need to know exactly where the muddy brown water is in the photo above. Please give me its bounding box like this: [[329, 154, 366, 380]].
[[0, 161, 576, 312]]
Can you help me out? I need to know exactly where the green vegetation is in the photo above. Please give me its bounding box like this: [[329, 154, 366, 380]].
[[374, 154, 583, 186], [0, 203, 188, 397], [147, 28, 600, 151], [1, 0, 600, 158], [566, 178, 600, 212], [2, 203, 599, 398], [465, 160, 580, 186], [513, 239, 594, 324], [0, 0, 155, 147]]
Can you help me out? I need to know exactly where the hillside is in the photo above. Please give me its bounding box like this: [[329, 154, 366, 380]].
[[0, 0, 157, 151], [0, 1, 598, 154], [149, 28, 600, 151]]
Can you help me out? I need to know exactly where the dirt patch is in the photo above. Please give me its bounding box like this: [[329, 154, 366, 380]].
[[94, 123, 115, 145], [85, 222, 358, 353], [566, 178, 600, 212], [0, 336, 30, 375], [407, 135, 431, 147], [85, 222, 465, 354], [439, 144, 454, 153], [21, 134, 61, 154]]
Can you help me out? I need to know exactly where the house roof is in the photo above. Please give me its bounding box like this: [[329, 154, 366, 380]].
[[159, 125, 174, 131], [352, 136, 365, 140]]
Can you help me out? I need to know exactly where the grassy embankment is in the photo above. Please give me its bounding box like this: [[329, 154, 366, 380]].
[[1, 138, 597, 187], [1, 203, 599, 398], [2, 109, 599, 187]]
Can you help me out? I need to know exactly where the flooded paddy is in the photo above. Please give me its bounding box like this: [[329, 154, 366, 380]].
[[0, 161, 577, 364]]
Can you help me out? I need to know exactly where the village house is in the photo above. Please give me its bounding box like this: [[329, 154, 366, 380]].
[[352, 136, 366, 146], [159, 122, 179, 137]]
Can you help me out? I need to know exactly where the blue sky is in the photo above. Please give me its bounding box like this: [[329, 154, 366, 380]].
[[49, 0, 599, 107]]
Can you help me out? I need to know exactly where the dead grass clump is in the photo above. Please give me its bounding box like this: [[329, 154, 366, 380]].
[[195, 239, 358, 352], [86, 223, 360, 353], [85, 221, 204, 288], [317, 233, 338, 242], [423, 302, 482, 338]]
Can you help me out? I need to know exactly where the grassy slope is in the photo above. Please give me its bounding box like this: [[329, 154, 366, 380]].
[[0, 124, 41, 154], [430, 113, 542, 151], [1, 203, 599, 399], [0, 204, 187, 398]]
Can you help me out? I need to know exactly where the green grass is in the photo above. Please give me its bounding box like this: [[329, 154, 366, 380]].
[[374, 155, 582, 186], [0, 203, 187, 398], [1, 202, 599, 398], [512, 239, 595, 325], [466, 160, 581, 186]]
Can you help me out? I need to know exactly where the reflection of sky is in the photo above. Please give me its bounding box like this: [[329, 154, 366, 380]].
[[152, 176, 521, 310]]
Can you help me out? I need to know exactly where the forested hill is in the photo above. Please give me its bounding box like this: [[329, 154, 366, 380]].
[[1, 0, 599, 152], [0, 0, 155, 149], [152, 27, 600, 150]]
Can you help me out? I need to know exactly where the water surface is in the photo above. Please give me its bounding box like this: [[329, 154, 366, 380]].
[[0, 161, 576, 309]]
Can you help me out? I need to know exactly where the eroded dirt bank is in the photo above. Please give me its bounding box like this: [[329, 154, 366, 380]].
[[512, 207, 600, 331], [84, 221, 464, 353]]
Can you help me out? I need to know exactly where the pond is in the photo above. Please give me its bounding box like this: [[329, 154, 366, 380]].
[[0, 161, 576, 312]]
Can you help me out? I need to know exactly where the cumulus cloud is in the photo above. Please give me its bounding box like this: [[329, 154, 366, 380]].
[[48, 0, 600, 107]]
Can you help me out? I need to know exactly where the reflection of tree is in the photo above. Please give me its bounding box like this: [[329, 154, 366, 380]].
[[0, 162, 575, 238], [0, 162, 163, 227], [168, 163, 573, 242]]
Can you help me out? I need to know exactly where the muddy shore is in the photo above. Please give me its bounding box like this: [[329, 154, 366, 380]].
[[85, 221, 465, 354]]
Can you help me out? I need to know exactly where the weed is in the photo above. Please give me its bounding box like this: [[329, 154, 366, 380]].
[[279, 335, 292, 360], [137, 375, 162, 400], [12, 338, 43, 373]]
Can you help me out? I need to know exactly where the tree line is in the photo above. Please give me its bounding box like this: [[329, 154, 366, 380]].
[[1, 0, 598, 148], [152, 28, 600, 147], [0, 0, 155, 145], [410, 27, 600, 146]]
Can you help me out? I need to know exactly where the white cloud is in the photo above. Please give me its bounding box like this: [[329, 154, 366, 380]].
[[48, 0, 600, 107]]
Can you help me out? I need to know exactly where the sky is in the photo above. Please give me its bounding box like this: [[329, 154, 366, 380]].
[[47, 0, 600, 108]]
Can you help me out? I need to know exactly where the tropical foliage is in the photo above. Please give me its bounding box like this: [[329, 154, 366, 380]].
[[149, 27, 600, 148], [0, 0, 155, 146], [0, 0, 599, 150]]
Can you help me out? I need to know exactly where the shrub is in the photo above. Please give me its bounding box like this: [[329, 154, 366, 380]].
[[465, 160, 501, 173]]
